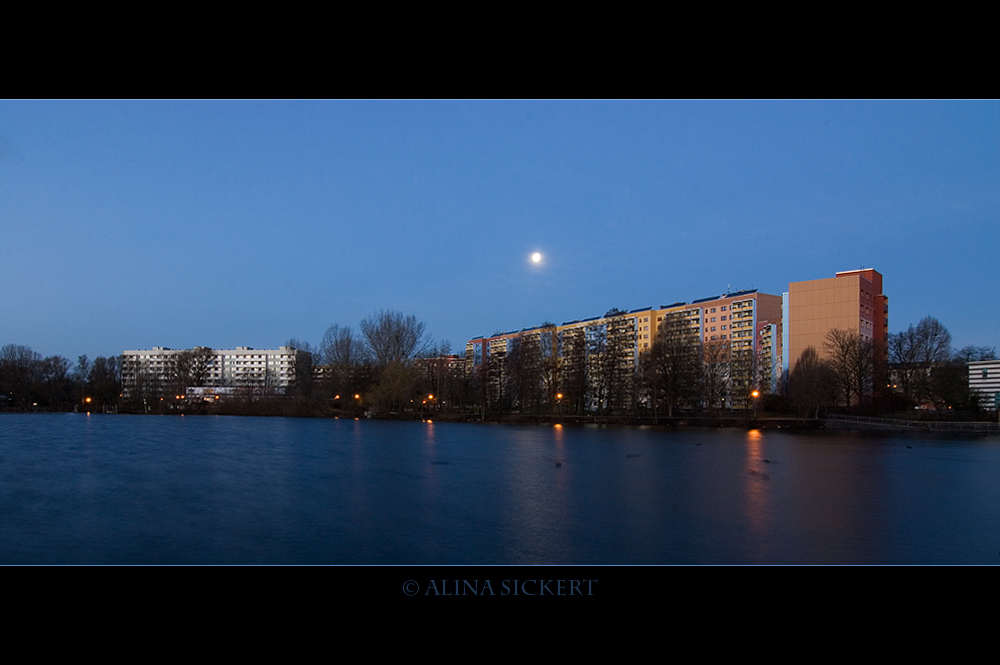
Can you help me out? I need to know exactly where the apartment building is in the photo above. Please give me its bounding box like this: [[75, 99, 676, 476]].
[[466, 289, 783, 411], [969, 360, 1000, 411], [122, 346, 302, 400], [785, 268, 888, 373]]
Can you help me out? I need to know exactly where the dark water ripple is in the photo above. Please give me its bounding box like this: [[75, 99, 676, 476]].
[[2, 413, 999, 564]]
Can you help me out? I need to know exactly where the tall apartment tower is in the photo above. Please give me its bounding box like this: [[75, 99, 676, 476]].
[[786, 268, 888, 372], [466, 289, 784, 411]]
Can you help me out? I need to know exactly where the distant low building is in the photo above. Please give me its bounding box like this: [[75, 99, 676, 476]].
[[969, 360, 1000, 410], [414, 354, 467, 377], [122, 346, 302, 402], [185, 386, 239, 401]]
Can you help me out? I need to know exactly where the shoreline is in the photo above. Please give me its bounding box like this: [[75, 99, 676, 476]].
[[5, 409, 997, 436]]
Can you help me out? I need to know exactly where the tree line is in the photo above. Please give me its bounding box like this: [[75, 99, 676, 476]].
[[459, 309, 772, 421], [4, 311, 994, 419], [458, 311, 995, 421], [0, 345, 121, 411], [786, 316, 995, 417], [285, 309, 458, 417]]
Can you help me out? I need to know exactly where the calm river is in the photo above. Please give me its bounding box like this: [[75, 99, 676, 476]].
[[2, 413, 999, 564]]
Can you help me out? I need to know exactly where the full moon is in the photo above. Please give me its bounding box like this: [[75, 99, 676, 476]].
[[531, 252, 542, 263]]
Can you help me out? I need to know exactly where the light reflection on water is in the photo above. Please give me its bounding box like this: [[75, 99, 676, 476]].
[[1, 413, 999, 564]]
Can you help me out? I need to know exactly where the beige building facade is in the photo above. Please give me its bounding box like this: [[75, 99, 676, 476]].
[[786, 268, 888, 373]]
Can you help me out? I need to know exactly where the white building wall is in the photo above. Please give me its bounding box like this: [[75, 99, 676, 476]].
[[122, 346, 301, 398], [969, 360, 1000, 410]]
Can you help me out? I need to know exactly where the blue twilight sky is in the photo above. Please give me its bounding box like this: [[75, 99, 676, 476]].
[[1, 100, 998, 362]]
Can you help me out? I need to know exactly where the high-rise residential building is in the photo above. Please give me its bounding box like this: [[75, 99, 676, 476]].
[[785, 268, 888, 374], [466, 289, 782, 412], [122, 346, 303, 401]]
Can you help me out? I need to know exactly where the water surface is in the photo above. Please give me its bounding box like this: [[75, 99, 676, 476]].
[[2, 413, 998, 564]]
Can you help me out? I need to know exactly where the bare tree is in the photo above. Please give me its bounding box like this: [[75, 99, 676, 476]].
[[914, 316, 953, 365], [368, 360, 419, 416], [320, 325, 366, 367], [557, 327, 587, 415], [75, 355, 91, 387], [129, 363, 162, 412], [701, 341, 731, 415], [642, 311, 701, 419], [929, 360, 980, 411], [888, 325, 920, 402], [189, 347, 215, 386], [824, 328, 874, 408], [889, 316, 954, 405], [825, 328, 856, 407], [505, 335, 528, 413], [587, 322, 611, 414], [317, 324, 368, 401], [787, 346, 836, 417], [0, 344, 42, 406], [39, 355, 73, 407], [487, 340, 509, 414], [954, 345, 997, 363], [604, 310, 637, 415], [285, 339, 318, 398], [360, 310, 428, 368], [169, 350, 194, 397], [539, 325, 560, 413], [89, 356, 121, 411], [729, 346, 757, 410]]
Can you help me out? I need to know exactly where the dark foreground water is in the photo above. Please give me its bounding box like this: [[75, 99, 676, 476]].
[[2, 413, 999, 564]]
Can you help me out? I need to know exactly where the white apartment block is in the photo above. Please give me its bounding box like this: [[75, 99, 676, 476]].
[[969, 360, 1000, 411], [122, 346, 302, 399]]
